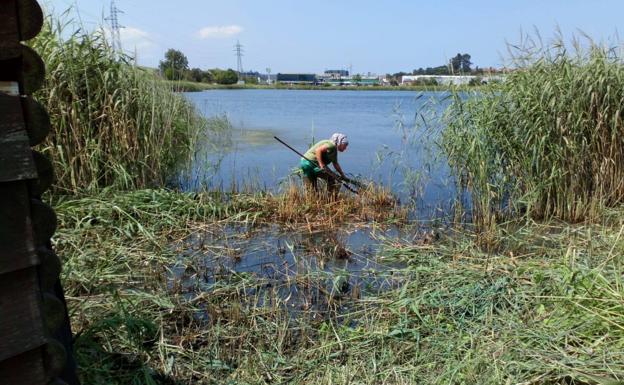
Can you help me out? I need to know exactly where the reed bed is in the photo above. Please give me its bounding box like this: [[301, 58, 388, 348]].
[[443, 38, 624, 227], [30, 17, 204, 193], [52, 188, 624, 384], [266, 180, 407, 226]]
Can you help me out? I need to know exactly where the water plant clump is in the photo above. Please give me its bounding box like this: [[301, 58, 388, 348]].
[[443, 37, 624, 226], [31, 16, 204, 193], [266, 180, 408, 226]]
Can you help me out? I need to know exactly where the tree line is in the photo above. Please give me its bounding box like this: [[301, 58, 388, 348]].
[[160, 48, 501, 86], [159, 48, 241, 85]]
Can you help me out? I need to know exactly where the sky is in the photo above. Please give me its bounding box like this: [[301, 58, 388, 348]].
[[42, 0, 624, 75]]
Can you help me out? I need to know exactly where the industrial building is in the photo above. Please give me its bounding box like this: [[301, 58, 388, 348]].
[[276, 73, 317, 84], [400, 74, 504, 86]]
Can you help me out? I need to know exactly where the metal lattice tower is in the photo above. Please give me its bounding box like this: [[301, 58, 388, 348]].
[[234, 40, 244, 75], [105, 0, 124, 54]]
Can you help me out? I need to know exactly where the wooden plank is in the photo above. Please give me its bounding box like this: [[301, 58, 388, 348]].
[[30, 199, 57, 247], [0, 267, 46, 361], [0, 1, 20, 58], [0, 56, 22, 84], [0, 182, 37, 274], [0, 93, 37, 182], [21, 96, 50, 145], [37, 247, 61, 292], [0, 346, 47, 385], [43, 339, 67, 379], [42, 292, 65, 333], [0, 80, 19, 95], [0, 45, 21, 60], [29, 150, 54, 196], [20, 44, 45, 94], [16, 0, 43, 41]]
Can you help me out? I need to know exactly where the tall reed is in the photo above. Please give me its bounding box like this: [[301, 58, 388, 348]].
[[443, 37, 624, 226], [31, 15, 204, 193]]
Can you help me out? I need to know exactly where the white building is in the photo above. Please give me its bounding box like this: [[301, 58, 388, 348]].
[[401, 74, 504, 86]]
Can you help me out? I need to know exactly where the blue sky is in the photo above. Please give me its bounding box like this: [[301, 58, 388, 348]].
[[42, 0, 623, 74]]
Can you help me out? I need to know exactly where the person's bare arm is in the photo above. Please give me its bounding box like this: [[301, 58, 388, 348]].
[[333, 161, 346, 179], [315, 145, 328, 169]]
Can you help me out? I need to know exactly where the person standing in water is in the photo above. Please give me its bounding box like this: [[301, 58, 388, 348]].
[[300, 133, 349, 194]]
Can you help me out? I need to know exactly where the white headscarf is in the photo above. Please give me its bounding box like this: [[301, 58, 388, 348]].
[[330, 133, 348, 146]]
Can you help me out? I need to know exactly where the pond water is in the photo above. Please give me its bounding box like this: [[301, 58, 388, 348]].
[[170, 223, 414, 313], [181, 89, 457, 216], [174, 89, 460, 303]]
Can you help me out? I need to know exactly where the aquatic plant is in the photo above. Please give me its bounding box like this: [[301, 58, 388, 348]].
[[443, 35, 624, 227], [54, 188, 624, 384], [30, 14, 204, 193]]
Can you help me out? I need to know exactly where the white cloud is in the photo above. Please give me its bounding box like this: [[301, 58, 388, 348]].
[[197, 25, 243, 39], [120, 27, 154, 50]]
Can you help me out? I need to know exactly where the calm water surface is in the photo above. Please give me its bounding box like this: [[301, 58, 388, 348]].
[[175, 89, 461, 298], [181, 89, 456, 214]]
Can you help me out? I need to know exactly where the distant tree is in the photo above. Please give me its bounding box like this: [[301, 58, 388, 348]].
[[352, 74, 362, 85], [449, 53, 472, 74], [244, 75, 258, 84], [189, 68, 203, 82], [201, 71, 213, 83], [461, 54, 472, 73], [159, 49, 189, 80], [212, 68, 238, 84], [449, 53, 461, 73]]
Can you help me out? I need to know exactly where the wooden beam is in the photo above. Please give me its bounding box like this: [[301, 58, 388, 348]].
[[0, 267, 46, 361], [16, 0, 44, 41], [20, 44, 45, 94], [29, 151, 54, 197], [0, 94, 37, 182], [21, 96, 50, 146], [0, 347, 47, 385], [0, 182, 37, 274]]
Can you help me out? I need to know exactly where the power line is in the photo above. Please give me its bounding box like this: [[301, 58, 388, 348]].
[[104, 0, 124, 54], [234, 40, 244, 74]]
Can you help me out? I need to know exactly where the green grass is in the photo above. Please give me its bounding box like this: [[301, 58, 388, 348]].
[[54, 189, 624, 385]]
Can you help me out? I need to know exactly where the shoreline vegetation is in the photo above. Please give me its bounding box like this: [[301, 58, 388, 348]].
[[163, 79, 475, 93], [36, 14, 623, 385]]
